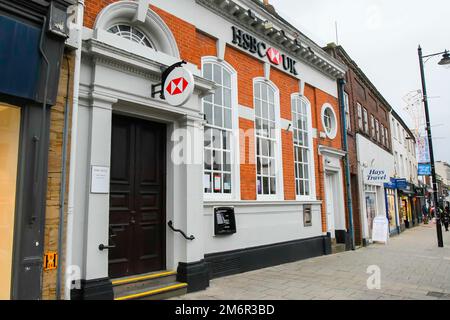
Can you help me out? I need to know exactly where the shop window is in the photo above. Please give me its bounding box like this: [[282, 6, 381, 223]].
[[0, 103, 21, 299], [254, 79, 281, 198], [321, 103, 338, 139], [292, 95, 312, 197], [107, 24, 155, 48], [202, 59, 238, 198]]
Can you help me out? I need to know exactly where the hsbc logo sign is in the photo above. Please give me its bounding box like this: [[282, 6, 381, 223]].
[[231, 26, 298, 76], [166, 77, 189, 96], [266, 47, 281, 65]]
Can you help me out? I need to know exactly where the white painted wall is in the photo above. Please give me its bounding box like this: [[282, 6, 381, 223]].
[[202, 202, 322, 254], [390, 114, 418, 185], [356, 134, 394, 240]]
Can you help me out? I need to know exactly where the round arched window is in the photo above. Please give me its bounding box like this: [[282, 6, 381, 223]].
[[321, 103, 338, 139], [107, 24, 154, 48]]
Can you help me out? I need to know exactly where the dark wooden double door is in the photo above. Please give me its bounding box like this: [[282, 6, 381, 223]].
[[109, 114, 166, 279]]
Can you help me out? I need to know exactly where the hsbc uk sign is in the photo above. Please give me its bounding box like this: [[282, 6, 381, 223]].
[[231, 26, 298, 76]]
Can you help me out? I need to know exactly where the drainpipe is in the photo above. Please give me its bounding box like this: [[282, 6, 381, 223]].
[[338, 78, 355, 250], [64, 0, 84, 300], [56, 55, 71, 300]]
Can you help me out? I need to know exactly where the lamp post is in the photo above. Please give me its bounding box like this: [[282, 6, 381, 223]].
[[417, 46, 450, 248]]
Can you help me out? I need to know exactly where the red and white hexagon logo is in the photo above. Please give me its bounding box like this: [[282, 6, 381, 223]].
[[163, 67, 195, 107], [266, 47, 281, 65], [166, 77, 189, 96]]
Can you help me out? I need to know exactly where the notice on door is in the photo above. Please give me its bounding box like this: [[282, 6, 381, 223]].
[[372, 216, 389, 244], [91, 166, 110, 194]]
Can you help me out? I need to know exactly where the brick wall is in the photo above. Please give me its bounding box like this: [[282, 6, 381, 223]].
[[82, 1, 346, 233], [41, 52, 74, 300]]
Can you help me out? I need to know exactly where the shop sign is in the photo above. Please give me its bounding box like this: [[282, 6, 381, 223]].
[[151, 60, 195, 107], [394, 178, 408, 190], [364, 168, 389, 185], [418, 163, 432, 176], [384, 179, 397, 189], [231, 26, 298, 76]]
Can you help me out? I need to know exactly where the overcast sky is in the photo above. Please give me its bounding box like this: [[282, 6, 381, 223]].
[[270, 0, 450, 163]]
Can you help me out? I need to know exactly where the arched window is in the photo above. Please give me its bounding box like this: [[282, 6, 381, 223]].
[[292, 95, 312, 197], [107, 24, 155, 48], [202, 58, 238, 198], [254, 79, 281, 197]]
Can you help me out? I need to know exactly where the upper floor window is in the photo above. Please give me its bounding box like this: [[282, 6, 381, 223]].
[[363, 108, 369, 134], [254, 80, 281, 197], [385, 127, 389, 148], [343, 92, 351, 131], [381, 124, 385, 146], [357, 103, 363, 130], [202, 59, 237, 198], [370, 115, 375, 139], [375, 119, 380, 142], [292, 95, 312, 197], [108, 24, 154, 48]]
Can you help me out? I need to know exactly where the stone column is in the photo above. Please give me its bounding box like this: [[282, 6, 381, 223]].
[[174, 114, 209, 292], [81, 94, 117, 299]]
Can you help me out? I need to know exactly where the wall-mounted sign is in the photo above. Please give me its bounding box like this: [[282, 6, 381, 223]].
[[384, 179, 397, 189], [364, 168, 389, 185], [231, 26, 298, 76], [393, 178, 408, 190], [151, 60, 194, 107], [418, 163, 432, 176], [214, 207, 237, 236], [164, 67, 194, 106], [91, 166, 110, 194], [43, 252, 58, 271]]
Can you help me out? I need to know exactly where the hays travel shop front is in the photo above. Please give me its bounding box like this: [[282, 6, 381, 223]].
[[68, 0, 347, 300]]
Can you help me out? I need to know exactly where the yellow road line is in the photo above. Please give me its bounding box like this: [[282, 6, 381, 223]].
[[112, 271, 177, 286], [114, 283, 188, 301]]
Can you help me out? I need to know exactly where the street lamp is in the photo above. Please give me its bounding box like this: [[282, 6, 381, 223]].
[[417, 46, 450, 248]]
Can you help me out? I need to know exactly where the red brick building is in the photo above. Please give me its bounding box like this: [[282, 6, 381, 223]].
[[325, 44, 393, 246], [66, 0, 349, 300]]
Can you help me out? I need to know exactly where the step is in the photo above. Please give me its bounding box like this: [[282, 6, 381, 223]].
[[112, 270, 178, 297], [114, 282, 188, 301]]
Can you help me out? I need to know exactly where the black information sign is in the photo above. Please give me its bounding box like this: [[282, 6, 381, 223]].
[[214, 207, 237, 236]]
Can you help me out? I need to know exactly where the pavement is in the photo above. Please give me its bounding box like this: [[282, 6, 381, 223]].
[[174, 223, 450, 300]]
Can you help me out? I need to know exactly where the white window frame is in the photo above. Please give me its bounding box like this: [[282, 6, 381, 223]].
[[363, 108, 369, 134], [292, 94, 316, 201], [370, 114, 375, 138], [253, 78, 283, 201], [357, 103, 363, 130], [202, 57, 240, 202], [321, 103, 338, 139], [343, 92, 351, 131]]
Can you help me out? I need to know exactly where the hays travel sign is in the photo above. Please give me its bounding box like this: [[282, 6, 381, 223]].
[[364, 168, 389, 185], [231, 26, 298, 76]]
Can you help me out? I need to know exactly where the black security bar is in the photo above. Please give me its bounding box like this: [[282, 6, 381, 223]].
[[168, 221, 195, 241]]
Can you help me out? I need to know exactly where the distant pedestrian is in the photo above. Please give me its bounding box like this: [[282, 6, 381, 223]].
[[422, 204, 429, 224], [443, 206, 450, 232]]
